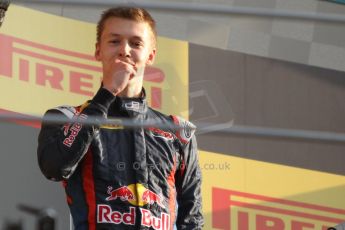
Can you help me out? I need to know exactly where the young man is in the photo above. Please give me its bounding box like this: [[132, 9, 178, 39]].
[[37, 7, 203, 230]]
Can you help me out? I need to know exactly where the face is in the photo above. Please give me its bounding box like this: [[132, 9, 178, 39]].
[[95, 17, 156, 86]]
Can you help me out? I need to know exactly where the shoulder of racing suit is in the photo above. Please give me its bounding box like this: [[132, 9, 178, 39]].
[[147, 108, 196, 146], [48, 102, 90, 118], [148, 109, 195, 145], [170, 115, 196, 145]]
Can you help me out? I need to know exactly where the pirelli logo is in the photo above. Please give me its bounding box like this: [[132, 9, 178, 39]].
[[212, 187, 345, 230], [0, 34, 165, 109]]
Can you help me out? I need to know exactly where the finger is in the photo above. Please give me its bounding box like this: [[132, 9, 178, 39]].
[[115, 59, 135, 67], [115, 60, 136, 73]]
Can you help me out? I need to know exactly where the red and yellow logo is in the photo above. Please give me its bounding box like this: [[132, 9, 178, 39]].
[[105, 183, 164, 207], [99, 183, 171, 229]]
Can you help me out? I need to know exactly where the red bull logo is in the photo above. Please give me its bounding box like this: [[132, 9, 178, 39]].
[[97, 205, 135, 225], [142, 188, 164, 207], [62, 114, 87, 147], [97, 205, 171, 230], [105, 183, 164, 208], [140, 208, 171, 230], [212, 187, 345, 230], [0, 34, 165, 109], [99, 183, 170, 229], [106, 186, 135, 202]]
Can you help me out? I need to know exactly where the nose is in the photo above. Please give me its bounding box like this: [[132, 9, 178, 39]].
[[118, 41, 131, 58]]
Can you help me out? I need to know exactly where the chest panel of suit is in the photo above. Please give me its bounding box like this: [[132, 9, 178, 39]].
[[90, 126, 180, 195]]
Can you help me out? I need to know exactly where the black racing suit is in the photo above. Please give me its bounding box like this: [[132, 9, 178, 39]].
[[37, 88, 203, 230]]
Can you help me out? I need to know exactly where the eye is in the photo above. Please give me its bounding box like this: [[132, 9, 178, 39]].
[[109, 40, 120, 44], [131, 41, 143, 48]]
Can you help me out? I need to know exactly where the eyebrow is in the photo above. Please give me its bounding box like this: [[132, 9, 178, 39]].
[[108, 33, 144, 41]]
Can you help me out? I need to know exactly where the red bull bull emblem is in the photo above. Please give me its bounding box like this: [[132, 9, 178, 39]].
[[142, 188, 164, 207], [98, 183, 171, 229], [106, 186, 135, 202]]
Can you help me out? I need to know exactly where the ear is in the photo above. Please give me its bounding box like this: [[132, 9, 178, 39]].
[[95, 43, 101, 61], [146, 48, 156, 65]]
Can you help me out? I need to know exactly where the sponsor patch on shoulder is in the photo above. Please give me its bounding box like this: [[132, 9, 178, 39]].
[[171, 116, 196, 144], [149, 127, 174, 141]]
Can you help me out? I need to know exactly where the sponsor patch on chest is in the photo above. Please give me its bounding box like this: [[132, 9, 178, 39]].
[[97, 205, 171, 230]]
